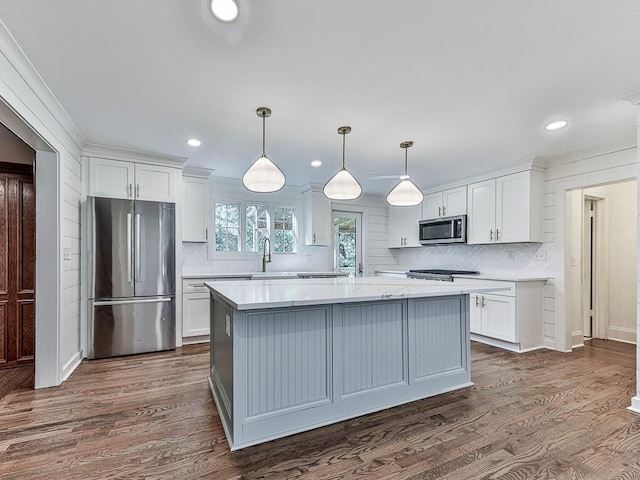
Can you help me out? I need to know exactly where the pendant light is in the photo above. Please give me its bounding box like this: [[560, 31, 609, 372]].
[[323, 126, 362, 200], [386, 141, 423, 206], [242, 107, 286, 193]]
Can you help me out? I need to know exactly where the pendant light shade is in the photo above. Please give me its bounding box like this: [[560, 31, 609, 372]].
[[323, 126, 362, 200], [242, 107, 286, 193], [386, 141, 423, 206]]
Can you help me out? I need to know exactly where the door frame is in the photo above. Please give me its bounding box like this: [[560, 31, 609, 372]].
[[581, 194, 609, 341], [0, 99, 61, 388], [331, 210, 363, 277]]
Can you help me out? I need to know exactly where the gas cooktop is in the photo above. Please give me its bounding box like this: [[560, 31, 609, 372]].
[[408, 269, 479, 275], [406, 269, 480, 281]]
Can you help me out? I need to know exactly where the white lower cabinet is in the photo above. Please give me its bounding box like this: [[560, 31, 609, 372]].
[[470, 292, 515, 342], [182, 279, 211, 340], [460, 278, 545, 352]]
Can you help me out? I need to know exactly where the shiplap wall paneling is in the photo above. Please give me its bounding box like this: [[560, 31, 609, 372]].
[[409, 296, 468, 383], [244, 307, 331, 418], [337, 301, 406, 398]]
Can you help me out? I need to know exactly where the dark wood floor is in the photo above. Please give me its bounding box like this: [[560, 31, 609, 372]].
[[1, 340, 638, 480], [0, 364, 33, 401]]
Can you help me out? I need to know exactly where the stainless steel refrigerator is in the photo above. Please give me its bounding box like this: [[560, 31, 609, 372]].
[[86, 196, 176, 359]]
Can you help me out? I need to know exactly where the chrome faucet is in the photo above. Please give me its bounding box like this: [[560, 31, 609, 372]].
[[262, 237, 272, 272]]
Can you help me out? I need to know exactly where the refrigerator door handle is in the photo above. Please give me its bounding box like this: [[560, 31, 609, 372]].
[[135, 213, 141, 281], [93, 297, 173, 306], [127, 213, 133, 283]]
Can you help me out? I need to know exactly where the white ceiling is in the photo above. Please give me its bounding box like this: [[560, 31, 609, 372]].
[[0, 1, 638, 195]]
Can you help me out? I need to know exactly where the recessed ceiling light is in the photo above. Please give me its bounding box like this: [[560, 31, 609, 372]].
[[545, 120, 568, 131], [310, 160, 322, 168], [186, 138, 202, 147], [209, 0, 239, 22]]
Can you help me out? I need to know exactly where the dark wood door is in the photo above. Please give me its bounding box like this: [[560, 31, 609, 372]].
[[0, 162, 35, 368]]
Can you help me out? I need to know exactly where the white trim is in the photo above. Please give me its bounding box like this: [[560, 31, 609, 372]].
[[571, 331, 585, 349], [629, 396, 640, 414], [35, 150, 61, 387], [61, 351, 83, 382], [421, 159, 544, 195], [608, 326, 637, 344], [470, 334, 546, 353], [82, 143, 187, 168]]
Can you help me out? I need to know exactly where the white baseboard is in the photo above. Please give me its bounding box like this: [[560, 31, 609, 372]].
[[628, 396, 640, 414], [182, 335, 210, 345], [608, 326, 637, 345], [470, 334, 544, 353], [61, 351, 83, 382], [571, 330, 584, 349]]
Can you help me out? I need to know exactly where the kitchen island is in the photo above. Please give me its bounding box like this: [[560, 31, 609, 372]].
[[207, 277, 504, 450]]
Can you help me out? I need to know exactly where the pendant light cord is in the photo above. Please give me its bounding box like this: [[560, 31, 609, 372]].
[[262, 114, 266, 156], [342, 131, 346, 169], [404, 147, 408, 176]]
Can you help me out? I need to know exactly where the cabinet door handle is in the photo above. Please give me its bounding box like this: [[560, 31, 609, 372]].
[[136, 184, 140, 198], [490, 229, 494, 241], [205, 228, 208, 241], [482, 296, 486, 308], [475, 295, 479, 307], [128, 183, 133, 198], [442, 206, 446, 216], [313, 233, 316, 243], [496, 229, 500, 241], [189, 283, 206, 288], [438, 206, 441, 217]]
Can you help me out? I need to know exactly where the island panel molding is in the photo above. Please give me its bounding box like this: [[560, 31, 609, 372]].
[[207, 277, 506, 450]]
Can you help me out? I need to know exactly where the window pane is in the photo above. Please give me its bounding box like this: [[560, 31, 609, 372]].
[[258, 206, 268, 229], [215, 202, 241, 251], [274, 208, 284, 230]]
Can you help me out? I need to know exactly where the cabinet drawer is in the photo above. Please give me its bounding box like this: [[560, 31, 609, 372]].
[[182, 279, 210, 294]]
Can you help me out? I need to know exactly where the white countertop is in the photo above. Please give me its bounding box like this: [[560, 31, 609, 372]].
[[183, 271, 348, 280], [206, 277, 508, 310]]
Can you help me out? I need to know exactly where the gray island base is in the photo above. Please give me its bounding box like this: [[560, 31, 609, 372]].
[[206, 277, 505, 450]]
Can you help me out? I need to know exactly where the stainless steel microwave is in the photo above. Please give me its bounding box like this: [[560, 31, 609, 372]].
[[419, 215, 467, 245]]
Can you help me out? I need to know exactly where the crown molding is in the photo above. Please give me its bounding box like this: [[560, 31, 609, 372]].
[[82, 143, 187, 168]]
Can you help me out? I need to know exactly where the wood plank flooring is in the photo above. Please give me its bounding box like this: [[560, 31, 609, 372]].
[[1, 340, 638, 479]]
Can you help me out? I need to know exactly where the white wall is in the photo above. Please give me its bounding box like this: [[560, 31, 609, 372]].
[[0, 19, 85, 386], [182, 177, 397, 276]]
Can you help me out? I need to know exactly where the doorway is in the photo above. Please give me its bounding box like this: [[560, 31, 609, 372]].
[[566, 180, 637, 348], [332, 211, 362, 277]]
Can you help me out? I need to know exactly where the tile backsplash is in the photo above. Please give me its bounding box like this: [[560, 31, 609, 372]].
[[182, 242, 332, 275], [396, 242, 554, 277]]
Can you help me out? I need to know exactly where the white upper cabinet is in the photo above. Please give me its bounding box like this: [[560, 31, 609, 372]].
[[88, 157, 178, 203], [467, 179, 497, 244], [135, 163, 177, 202], [303, 188, 331, 246], [182, 173, 210, 242], [387, 204, 422, 248], [467, 170, 543, 244], [89, 157, 135, 199], [423, 186, 467, 220]]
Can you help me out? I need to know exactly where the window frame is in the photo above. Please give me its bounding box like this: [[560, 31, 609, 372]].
[[272, 205, 297, 254], [211, 199, 298, 257]]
